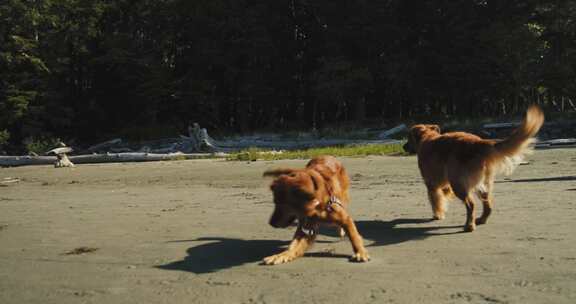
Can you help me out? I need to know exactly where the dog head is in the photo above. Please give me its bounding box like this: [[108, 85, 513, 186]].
[[263, 169, 319, 228], [404, 124, 441, 153]]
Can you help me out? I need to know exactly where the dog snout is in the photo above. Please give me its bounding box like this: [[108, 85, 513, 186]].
[[403, 142, 413, 153], [269, 219, 284, 228], [269, 209, 295, 228], [269, 216, 293, 228]]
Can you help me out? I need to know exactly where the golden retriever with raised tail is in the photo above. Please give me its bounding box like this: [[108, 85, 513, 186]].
[[404, 105, 544, 232], [262, 156, 369, 265]]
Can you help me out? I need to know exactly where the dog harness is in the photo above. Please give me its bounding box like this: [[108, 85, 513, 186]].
[[301, 195, 344, 236], [325, 195, 344, 212], [301, 171, 345, 236], [301, 219, 317, 236], [311, 195, 344, 212]]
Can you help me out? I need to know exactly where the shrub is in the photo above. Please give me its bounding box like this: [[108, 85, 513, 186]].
[[24, 136, 61, 154], [0, 130, 9, 147]]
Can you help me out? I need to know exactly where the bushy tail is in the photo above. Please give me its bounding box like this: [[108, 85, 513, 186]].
[[491, 105, 545, 175]]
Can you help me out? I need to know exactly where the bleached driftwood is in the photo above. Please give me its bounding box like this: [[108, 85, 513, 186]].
[[69, 123, 406, 156], [482, 122, 521, 129], [188, 123, 218, 152], [0, 123, 409, 167], [109, 147, 133, 153], [46, 147, 73, 155], [535, 138, 576, 149], [55, 153, 74, 168], [0, 152, 217, 167], [68, 152, 215, 164], [0, 155, 58, 167], [378, 124, 407, 139], [46, 146, 75, 168]]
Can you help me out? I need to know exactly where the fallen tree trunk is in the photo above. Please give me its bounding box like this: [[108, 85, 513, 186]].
[[0, 152, 219, 167], [378, 124, 407, 139], [0, 155, 57, 167], [69, 152, 217, 164], [535, 138, 576, 149]]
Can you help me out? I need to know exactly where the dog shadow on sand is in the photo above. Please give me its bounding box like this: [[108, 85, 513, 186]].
[[156, 218, 462, 274], [157, 237, 287, 274], [354, 218, 462, 247]]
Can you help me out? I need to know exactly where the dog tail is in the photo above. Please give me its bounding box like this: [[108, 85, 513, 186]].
[[490, 105, 544, 175], [263, 168, 296, 177]]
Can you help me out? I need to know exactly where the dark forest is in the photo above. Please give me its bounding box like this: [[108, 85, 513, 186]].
[[1, 1, 575, 151]]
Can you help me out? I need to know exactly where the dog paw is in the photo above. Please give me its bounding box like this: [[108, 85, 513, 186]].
[[338, 228, 346, 239], [475, 217, 488, 225], [464, 223, 476, 232], [350, 250, 370, 263], [433, 214, 446, 220], [262, 253, 295, 265]]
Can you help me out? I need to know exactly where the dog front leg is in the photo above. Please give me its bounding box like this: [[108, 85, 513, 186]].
[[262, 227, 316, 265], [427, 186, 449, 220], [331, 211, 370, 262]]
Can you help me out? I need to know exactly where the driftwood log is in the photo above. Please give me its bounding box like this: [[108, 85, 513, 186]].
[[46, 146, 75, 168], [0, 152, 216, 167], [7, 121, 570, 168], [377, 124, 407, 139], [535, 138, 576, 149], [0, 122, 411, 168]]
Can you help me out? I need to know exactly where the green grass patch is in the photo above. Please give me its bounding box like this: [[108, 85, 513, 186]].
[[227, 142, 407, 161]]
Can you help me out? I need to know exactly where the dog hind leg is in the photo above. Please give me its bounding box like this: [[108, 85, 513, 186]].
[[451, 184, 477, 232], [462, 196, 476, 232], [427, 186, 449, 220], [475, 173, 494, 225]]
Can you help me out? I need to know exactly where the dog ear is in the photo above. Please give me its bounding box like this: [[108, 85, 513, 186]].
[[269, 179, 282, 192], [430, 124, 441, 134], [406, 125, 429, 152], [408, 126, 423, 142], [263, 168, 296, 178], [307, 170, 323, 191]]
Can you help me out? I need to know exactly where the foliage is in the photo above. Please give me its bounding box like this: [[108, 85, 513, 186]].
[[24, 136, 60, 154], [0, 0, 575, 151], [0, 130, 9, 147]]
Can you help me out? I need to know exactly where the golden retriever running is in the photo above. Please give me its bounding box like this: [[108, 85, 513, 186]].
[[262, 156, 369, 265], [405, 105, 544, 232]]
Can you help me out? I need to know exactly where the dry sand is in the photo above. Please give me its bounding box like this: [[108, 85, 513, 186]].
[[1, 148, 575, 303]]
